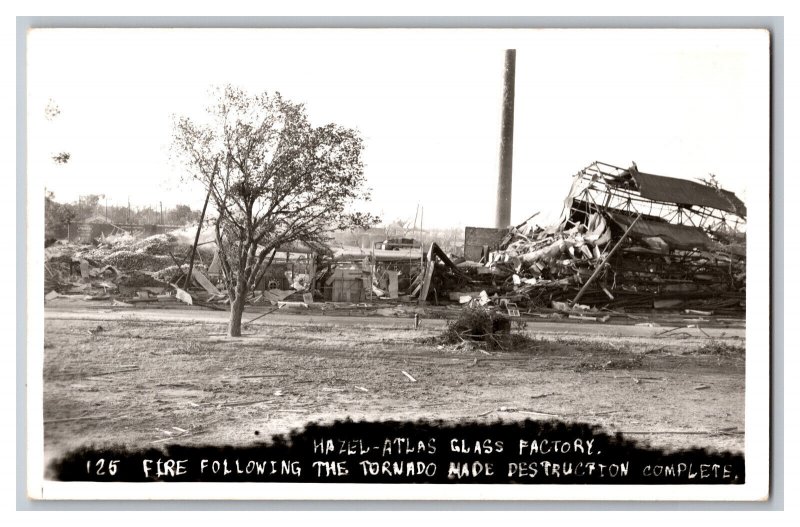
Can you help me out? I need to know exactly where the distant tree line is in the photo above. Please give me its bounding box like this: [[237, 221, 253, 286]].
[[45, 191, 202, 229]]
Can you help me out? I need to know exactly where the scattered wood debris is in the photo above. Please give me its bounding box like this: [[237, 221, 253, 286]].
[[401, 370, 417, 382]]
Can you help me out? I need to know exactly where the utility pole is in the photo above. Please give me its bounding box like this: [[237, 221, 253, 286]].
[[183, 158, 219, 289], [495, 49, 516, 228], [160, 201, 163, 225], [419, 205, 424, 246]]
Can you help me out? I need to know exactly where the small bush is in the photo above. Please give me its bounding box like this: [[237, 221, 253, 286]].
[[694, 341, 745, 356], [437, 307, 532, 351]]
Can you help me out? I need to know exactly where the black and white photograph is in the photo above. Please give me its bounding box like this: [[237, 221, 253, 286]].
[[25, 27, 771, 500]]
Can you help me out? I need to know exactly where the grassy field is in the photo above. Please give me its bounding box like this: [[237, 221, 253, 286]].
[[42, 312, 746, 464]]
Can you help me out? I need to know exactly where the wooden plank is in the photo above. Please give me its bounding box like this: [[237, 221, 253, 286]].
[[192, 268, 221, 295], [417, 259, 435, 306], [387, 270, 399, 299]]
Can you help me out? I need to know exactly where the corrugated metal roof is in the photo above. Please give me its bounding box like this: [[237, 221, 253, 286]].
[[630, 169, 746, 216], [608, 212, 713, 250]]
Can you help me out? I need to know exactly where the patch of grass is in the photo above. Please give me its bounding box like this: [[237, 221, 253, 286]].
[[575, 355, 644, 372], [554, 337, 626, 355], [301, 324, 336, 333], [181, 341, 206, 354], [694, 341, 745, 356]]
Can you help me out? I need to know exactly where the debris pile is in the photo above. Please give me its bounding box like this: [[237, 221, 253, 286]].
[[485, 215, 613, 305], [433, 306, 534, 351], [44, 161, 747, 319], [44, 230, 217, 306], [153, 263, 209, 285], [416, 162, 747, 317], [45, 227, 321, 309]]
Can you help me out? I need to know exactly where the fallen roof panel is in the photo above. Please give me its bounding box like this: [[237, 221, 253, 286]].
[[608, 212, 714, 250], [630, 169, 746, 216]]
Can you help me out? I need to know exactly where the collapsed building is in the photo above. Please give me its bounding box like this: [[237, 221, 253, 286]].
[[413, 161, 746, 315], [43, 225, 427, 308], [44, 162, 746, 317]]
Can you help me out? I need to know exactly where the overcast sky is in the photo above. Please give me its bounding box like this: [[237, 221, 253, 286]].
[[28, 28, 769, 229]]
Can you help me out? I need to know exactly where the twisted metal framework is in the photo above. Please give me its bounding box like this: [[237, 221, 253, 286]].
[[562, 161, 745, 237]]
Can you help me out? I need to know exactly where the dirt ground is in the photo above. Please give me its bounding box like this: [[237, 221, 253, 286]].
[[42, 305, 746, 465]]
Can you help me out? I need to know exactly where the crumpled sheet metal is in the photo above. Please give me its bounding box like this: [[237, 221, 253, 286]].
[[607, 212, 714, 251]]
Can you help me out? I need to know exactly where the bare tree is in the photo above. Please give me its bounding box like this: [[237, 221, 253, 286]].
[[52, 152, 71, 164], [172, 86, 378, 336], [46, 99, 71, 164], [384, 218, 414, 237], [697, 173, 721, 190]]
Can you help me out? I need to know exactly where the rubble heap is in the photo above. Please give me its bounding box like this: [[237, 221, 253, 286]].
[[416, 162, 746, 315], [44, 230, 217, 304], [43, 162, 747, 318]]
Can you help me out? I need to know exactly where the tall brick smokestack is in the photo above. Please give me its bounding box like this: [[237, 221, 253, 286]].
[[495, 49, 516, 228]]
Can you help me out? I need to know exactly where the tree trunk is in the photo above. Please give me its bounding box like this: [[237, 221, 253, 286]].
[[228, 294, 245, 337], [228, 277, 249, 337]]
